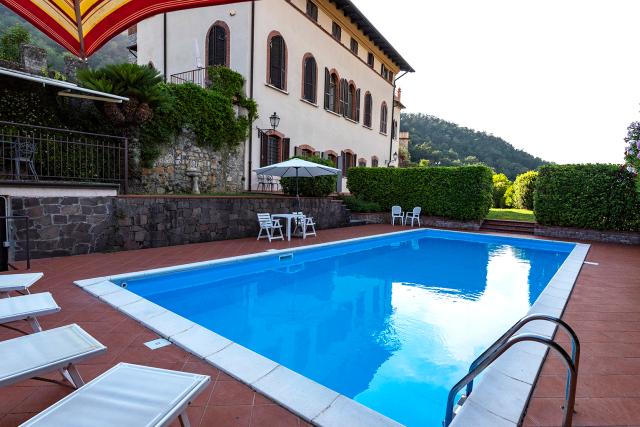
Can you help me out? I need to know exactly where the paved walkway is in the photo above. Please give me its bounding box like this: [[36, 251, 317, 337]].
[[0, 225, 638, 427]]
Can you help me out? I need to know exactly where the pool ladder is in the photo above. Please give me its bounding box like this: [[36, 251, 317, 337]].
[[443, 314, 580, 427]]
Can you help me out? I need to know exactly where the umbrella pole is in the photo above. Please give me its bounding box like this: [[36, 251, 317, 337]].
[[295, 168, 300, 211]]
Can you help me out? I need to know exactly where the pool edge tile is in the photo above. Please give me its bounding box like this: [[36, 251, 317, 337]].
[[205, 343, 278, 385], [313, 395, 402, 427], [252, 365, 339, 421], [170, 324, 232, 359]]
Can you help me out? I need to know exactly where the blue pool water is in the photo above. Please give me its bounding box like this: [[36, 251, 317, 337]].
[[119, 230, 573, 426]]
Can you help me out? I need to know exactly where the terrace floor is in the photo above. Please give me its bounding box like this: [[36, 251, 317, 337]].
[[0, 224, 638, 427]]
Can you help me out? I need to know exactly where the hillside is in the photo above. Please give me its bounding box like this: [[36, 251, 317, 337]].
[[401, 113, 547, 179], [0, 5, 129, 70]]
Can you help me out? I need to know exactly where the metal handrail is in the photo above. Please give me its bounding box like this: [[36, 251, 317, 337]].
[[466, 314, 580, 396], [444, 333, 578, 427]]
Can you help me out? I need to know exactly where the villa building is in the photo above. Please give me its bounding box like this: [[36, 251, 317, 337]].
[[131, 0, 413, 190]]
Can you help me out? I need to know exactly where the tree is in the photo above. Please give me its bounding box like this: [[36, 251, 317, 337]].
[[512, 171, 538, 210], [492, 173, 512, 208], [0, 24, 30, 62], [624, 121, 640, 173]]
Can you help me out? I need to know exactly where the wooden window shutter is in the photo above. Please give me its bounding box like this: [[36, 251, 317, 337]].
[[260, 132, 269, 167], [339, 152, 346, 176], [293, 145, 302, 157], [324, 68, 330, 109], [270, 36, 285, 89], [352, 153, 357, 169], [339, 79, 347, 116], [355, 89, 361, 122], [282, 138, 291, 161], [212, 25, 226, 66]]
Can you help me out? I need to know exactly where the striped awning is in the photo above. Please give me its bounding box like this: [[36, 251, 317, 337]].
[[0, 0, 252, 59]]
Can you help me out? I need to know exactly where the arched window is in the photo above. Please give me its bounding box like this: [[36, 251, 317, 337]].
[[302, 54, 317, 103], [358, 158, 367, 167], [344, 83, 359, 121], [260, 132, 290, 167], [326, 151, 338, 168], [371, 156, 379, 167], [324, 68, 340, 113], [380, 102, 388, 134], [207, 22, 229, 67], [363, 92, 372, 127], [268, 33, 287, 90]]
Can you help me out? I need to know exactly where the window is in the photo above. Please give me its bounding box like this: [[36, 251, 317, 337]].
[[371, 156, 379, 167], [350, 38, 358, 55], [380, 102, 388, 134], [367, 52, 374, 68], [341, 151, 357, 176], [389, 71, 394, 82], [363, 92, 372, 127], [332, 22, 342, 41], [381, 64, 389, 80], [358, 158, 366, 167], [260, 133, 290, 167], [268, 33, 287, 90], [327, 152, 338, 168], [339, 78, 348, 116], [302, 55, 317, 103], [207, 22, 229, 67], [306, 1, 318, 21], [324, 68, 340, 113], [344, 83, 360, 121]]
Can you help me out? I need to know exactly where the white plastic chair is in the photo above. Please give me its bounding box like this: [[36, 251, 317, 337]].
[[20, 363, 210, 427], [0, 292, 60, 333], [0, 272, 44, 298], [257, 213, 284, 242], [405, 207, 422, 227], [391, 205, 404, 226], [301, 216, 317, 239]]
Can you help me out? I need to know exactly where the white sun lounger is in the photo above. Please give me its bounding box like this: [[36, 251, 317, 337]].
[[21, 363, 211, 427], [0, 324, 106, 389], [0, 273, 44, 297], [0, 292, 61, 332]]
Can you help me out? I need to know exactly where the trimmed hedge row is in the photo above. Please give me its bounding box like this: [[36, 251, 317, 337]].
[[347, 166, 493, 221], [534, 164, 640, 231]]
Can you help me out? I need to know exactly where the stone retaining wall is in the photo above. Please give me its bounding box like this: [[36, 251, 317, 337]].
[[350, 212, 482, 231], [9, 196, 349, 260], [535, 225, 640, 245]]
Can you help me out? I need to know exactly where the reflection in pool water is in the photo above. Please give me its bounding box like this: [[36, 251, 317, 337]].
[[123, 232, 572, 426]]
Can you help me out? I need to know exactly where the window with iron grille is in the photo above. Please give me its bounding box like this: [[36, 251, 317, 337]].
[[269, 35, 286, 90], [367, 52, 374, 68], [303, 56, 317, 103], [306, 1, 318, 21], [332, 22, 342, 41], [350, 38, 358, 55], [207, 24, 228, 67]]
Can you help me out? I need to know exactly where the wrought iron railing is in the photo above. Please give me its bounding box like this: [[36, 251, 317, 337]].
[[0, 121, 128, 192], [170, 68, 208, 88]]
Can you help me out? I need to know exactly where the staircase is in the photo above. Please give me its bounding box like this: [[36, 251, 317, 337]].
[[480, 219, 535, 235]]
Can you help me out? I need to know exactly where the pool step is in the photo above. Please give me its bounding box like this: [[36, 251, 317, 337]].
[[481, 219, 535, 235]]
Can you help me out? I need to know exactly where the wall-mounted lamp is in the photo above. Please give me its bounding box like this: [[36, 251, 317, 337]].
[[269, 112, 280, 130]]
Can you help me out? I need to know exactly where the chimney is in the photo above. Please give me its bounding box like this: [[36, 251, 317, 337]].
[[20, 44, 47, 74]]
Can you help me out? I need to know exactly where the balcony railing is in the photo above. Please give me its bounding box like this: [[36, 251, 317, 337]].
[[170, 68, 208, 88], [0, 121, 129, 192]]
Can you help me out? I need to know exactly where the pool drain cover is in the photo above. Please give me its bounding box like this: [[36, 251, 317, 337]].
[[144, 339, 171, 350]]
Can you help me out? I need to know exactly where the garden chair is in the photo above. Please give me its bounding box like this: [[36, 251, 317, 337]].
[[405, 207, 422, 227], [256, 174, 267, 191], [301, 215, 317, 239], [10, 136, 38, 181], [20, 363, 210, 427], [266, 176, 275, 192], [257, 213, 284, 242], [0, 292, 60, 333], [391, 205, 404, 226]]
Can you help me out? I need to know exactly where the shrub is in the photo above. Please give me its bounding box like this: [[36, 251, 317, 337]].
[[280, 156, 337, 197], [512, 170, 538, 210], [340, 196, 382, 213], [534, 164, 640, 231], [0, 24, 30, 63], [347, 165, 493, 221], [503, 184, 515, 208], [492, 173, 512, 208]]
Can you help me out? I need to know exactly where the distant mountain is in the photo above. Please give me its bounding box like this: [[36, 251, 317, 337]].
[[0, 5, 129, 70], [401, 113, 547, 179]]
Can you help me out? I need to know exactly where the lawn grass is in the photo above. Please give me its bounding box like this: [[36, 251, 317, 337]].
[[486, 208, 536, 222]]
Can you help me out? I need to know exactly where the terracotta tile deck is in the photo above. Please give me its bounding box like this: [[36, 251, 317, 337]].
[[0, 224, 638, 427]]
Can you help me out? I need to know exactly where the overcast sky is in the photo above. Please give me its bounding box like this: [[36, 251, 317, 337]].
[[352, 0, 640, 164]]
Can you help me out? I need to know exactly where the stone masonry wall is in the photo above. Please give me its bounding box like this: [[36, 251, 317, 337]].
[[11, 197, 114, 260], [9, 196, 349, 260], [132, 130, 245, 195], [350, 212, 482, 230]]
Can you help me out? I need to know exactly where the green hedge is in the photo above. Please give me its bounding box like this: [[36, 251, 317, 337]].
[[280, 156, 337, 197], [512, 170, 538, 210], [534, 164, 640, 231], [347, 165, 493, 221]]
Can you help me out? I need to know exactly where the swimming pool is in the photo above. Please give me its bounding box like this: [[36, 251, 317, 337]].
[[107, 229, 575, 426]]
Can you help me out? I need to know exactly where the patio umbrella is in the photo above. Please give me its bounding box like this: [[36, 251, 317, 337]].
[[0, 0, 252, 59], [255, 158, 340, 208]]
